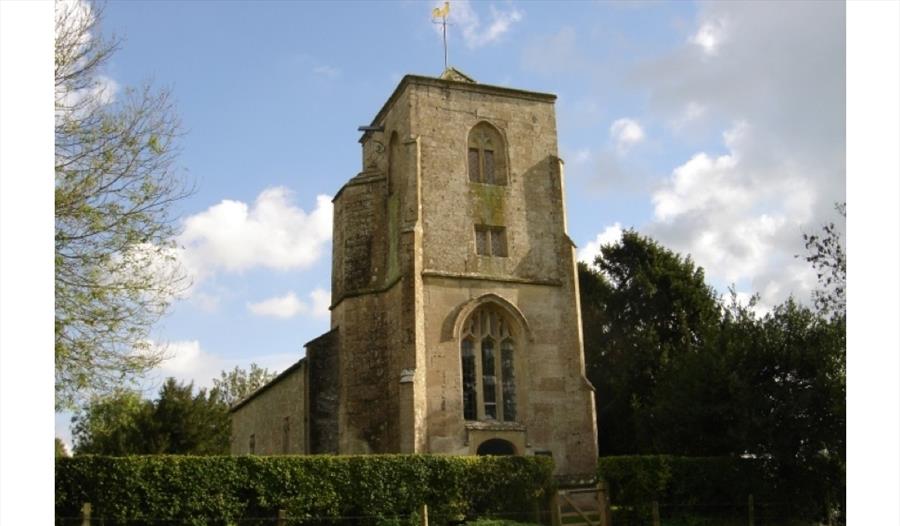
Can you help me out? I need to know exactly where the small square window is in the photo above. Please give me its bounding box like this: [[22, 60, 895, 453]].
[[475, 225, 507, 257]]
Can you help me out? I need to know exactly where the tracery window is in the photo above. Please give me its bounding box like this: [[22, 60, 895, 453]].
[[460, 305, 517, 421], [467, 122, 508, 185]]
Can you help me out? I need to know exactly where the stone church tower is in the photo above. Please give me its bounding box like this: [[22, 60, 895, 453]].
[[231, 69, 598, 478]]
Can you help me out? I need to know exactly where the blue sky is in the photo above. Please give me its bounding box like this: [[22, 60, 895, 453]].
[[55, 0, 846, 445]]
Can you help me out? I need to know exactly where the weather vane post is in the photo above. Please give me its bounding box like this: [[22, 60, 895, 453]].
[[432, 2, 450, 71]]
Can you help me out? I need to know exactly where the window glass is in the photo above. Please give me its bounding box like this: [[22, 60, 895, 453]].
[[468, 148, 481, 182], [467, 123, 507, 185], [461, 339, 477, 420], [501, 340, 516, 421], [482, 338, 497, 419], [475, 227, 488, 255], [460, 306, 519, 423], [490, 227, 507, 257], [483, 150, 495, 184]]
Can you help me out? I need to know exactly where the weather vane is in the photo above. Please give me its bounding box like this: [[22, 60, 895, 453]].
[[432, 2, 451, 71]]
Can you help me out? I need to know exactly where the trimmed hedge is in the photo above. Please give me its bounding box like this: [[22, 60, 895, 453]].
[[56, 455, 554, 526], [596, 455, 769, 507], [596, 455, 843, 524]]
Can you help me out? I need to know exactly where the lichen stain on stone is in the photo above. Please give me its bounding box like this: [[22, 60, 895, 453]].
[[469, 183, 506, 226]]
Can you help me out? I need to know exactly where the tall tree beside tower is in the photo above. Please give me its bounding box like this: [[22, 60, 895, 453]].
[[54, 0, 190, 409]]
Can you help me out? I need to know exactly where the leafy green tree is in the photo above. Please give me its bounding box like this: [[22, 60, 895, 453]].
[[579, 230, 721, 454], [71, 389, 153, 455], [149, 378, 230, 454], [213, 363, 278, 407], [55, 0, 190, 409], [801, 202, 846, 319], [71, 378, 229, 455]]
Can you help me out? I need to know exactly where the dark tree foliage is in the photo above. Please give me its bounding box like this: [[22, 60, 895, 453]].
[[72, 378, 229, 455], [579, 225, 845, 522], [579, 230, 721, 455], [149, 378, 230, 455]]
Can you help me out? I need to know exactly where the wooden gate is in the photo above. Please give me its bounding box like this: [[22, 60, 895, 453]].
[[551, 481, 612, 526]]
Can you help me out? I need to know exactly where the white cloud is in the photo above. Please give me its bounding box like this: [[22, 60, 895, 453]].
[[438, 0, 523, 49], [609, 118, 645, 152], [670, 101, 707, 130], [572, 148, 592, 165], [149, 339, 300, 390], [628, 1, 844, 308], [648, 121, 820, 304], [247, 288, 330, 320], [309, 288, 331, 319], [248, 292, 304, 319], [178, 187, 332, 283], [690, 18, 727, 56], [577, 222, 624, 266]]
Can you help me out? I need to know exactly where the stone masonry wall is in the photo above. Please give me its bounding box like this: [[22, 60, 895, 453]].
[[230, 360, 307, 455], [307, 329, 339, 454]]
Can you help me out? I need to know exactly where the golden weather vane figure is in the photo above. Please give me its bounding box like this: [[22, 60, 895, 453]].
[[431, 2, 451, 71]]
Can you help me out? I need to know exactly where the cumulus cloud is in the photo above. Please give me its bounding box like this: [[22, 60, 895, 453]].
[[630, 1, 844, 308], [248, 292, 304, 319], [609, 118, 645, 152], [669, 101, 707, 130], [177, 187, 332, 284], [690, 18, 727, 56], [437, 0, 523, 49], [149, 339, 300, 390], [577, 222, 624, 266], [247, 288, 330, 320]]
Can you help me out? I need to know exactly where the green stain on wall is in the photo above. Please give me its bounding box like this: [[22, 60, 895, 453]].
[[470, 184, 506, 226]]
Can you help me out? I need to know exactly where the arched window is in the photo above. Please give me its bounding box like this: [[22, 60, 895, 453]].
[[467, 122, 508, 185], [460, 305, 517, 421]]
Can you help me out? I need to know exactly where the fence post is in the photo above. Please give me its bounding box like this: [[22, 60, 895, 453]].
[[597, 481, 613, 526], [277, 508, 286, 526], [550, 491, 562, 526], [651, 501, 660, 526], [748, 494, 755, 526], [80, 502, 91, 526], [419, 503, 428, 526]]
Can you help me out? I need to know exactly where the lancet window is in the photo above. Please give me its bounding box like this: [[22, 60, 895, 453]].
[[467, 122, 508, 185]]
